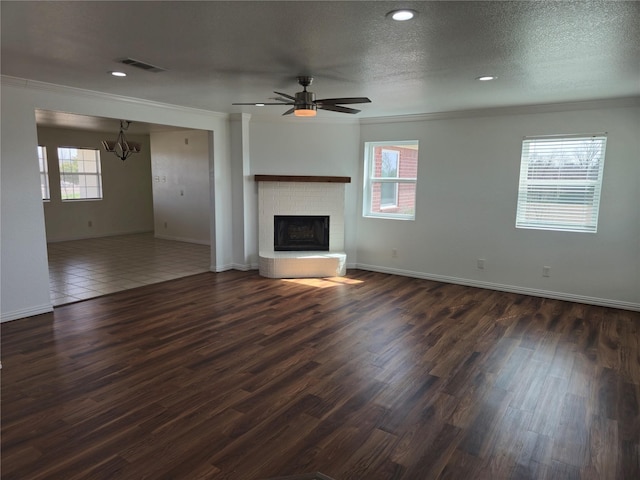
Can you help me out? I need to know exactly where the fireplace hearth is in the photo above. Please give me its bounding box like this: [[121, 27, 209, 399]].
[[274, 215, 330, 251]]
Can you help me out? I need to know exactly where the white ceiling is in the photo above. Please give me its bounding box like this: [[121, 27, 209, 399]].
[[2, 0, 639, 127]]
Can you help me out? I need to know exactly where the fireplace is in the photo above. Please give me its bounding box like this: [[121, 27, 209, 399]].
[[258, 179, 347, 278], [274, 215, 330, 251]]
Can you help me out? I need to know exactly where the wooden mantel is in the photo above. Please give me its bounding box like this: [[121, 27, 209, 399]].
[[255, 175, 351, 183]]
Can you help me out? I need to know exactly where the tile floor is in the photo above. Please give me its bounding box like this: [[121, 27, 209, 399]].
[[47, 233, 211, 306]]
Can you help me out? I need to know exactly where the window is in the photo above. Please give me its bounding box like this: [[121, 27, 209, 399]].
[[380, 149, 399, 207], [57, 147, 103, 201], [37, 146, 50, 200], [515, 134, 607, 233], [364, 141, 419, 220]]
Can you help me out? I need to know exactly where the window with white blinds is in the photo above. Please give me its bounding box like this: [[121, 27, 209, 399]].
[[57, 147, 103, 201], [515, 134, 607, 233]]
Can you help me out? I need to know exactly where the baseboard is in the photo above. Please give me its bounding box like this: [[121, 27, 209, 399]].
[[47, 231, 211, 245], [47, 229, 153, 243], [153, 234, 210, 246], [1, 303, 53, 323], [214, 262, 258, 272], [230, 262, 257, 271], [213, 263, 238, 272], [355, 263, 640, 312]]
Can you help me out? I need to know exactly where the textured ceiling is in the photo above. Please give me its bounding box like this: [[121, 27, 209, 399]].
[[2, 0, 639, 123]]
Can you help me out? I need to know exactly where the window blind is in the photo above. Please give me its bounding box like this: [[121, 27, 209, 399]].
[[515, 134, 607, 233]]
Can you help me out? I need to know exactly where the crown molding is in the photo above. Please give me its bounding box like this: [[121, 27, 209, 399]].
[[359, 96, 640, 125], [1, 75, 229, 120], [4, 76, 637, 126]]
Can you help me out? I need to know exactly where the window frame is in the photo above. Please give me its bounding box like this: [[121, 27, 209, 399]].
[[57, 146, 104, 202], [363, 140, 419, 221], [515, 133, 607, 233], [37, 145, 50, 201]]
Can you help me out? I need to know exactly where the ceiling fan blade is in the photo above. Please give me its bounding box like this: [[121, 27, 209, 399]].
[[232, 102, 294, 106], [318, 104, 361, 114], [270, 96, 294, 103], [282, 107, 295, 116], [273, 91, 296, 101], [316, 97, 371, 105]]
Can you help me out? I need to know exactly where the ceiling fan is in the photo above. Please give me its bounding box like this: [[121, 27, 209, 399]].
[[232, 76, 371, 117]]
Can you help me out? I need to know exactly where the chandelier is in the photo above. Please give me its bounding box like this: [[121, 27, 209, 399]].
[[101, 120, 141, 161]]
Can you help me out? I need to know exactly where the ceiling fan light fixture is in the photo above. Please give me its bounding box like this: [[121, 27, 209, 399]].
[[294, 105, 317, 117], [232, 76, 370, 117], [388, 9, 417, 21]]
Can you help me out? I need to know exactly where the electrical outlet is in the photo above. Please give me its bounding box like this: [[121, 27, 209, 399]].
[[164, 221, 168, 229], [392, 248, 398, 258], [543, 266, 551, 277], [88, 220, 92, 227], [477, 258, 486, 269]]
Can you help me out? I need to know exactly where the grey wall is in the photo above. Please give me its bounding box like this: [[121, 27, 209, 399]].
[[357, 104, 640, 308], [248, 117, 361, 265], [38, 126, 154, 242], [1, 74, 638, 323], [150, 129, 211, 245], [1, 77, 231, 322]]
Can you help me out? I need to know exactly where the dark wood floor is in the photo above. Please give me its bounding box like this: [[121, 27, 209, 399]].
[[2, 270, 639, 479]]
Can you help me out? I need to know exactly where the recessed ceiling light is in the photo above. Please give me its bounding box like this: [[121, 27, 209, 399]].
[[110, 71, 127, 77], [256, 103, 265, 107], [477, 75, 497, 81], [387, 9, 417, 21]]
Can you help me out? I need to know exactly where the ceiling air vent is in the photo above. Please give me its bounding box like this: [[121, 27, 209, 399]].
[[120, 58, 166, 73]]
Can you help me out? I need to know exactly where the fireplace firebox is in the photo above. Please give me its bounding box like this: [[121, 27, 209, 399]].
[[274, 215, 330, 251]]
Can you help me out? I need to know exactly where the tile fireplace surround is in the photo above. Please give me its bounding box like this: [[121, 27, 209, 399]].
[[257, 175, 349, 278]]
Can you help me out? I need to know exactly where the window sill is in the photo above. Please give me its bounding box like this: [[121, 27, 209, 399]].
[[363, 213, 414, 221]]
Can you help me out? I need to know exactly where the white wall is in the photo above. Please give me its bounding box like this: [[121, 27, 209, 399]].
[[1, 85, 52, 321], [230, 114, 255, 269], [357, 102, 640, 309], [2, 75, 637, 321], [39, 126, 154, 241], [150, 129, 211, 245], [0, 77, 232, 322], [248, 117, 361, 265]]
